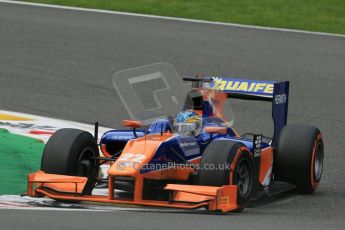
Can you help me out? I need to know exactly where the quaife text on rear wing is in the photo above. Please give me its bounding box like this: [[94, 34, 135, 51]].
[[183, 76, 289, 147]]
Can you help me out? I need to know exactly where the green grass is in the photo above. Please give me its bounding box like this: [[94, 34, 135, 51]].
[[0, 129, 44, 195], [22, 0, 345, 34]]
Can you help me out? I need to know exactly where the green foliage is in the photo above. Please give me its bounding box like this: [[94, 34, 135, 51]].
[[23, 0, 345, 34]]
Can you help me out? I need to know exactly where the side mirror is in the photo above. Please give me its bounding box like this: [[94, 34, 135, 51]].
[[121, 120, 143, 137], [204, 126, 227, 135], [121, 120, 143, 128]]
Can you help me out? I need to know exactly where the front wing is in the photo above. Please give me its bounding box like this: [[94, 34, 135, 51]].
[[27, 171, 238, 212]]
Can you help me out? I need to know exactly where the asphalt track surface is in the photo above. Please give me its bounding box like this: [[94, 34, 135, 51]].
[[0, 2, 345, 230]]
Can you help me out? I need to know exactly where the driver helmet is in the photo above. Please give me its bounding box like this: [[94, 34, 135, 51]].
[[173, 111, 202, 135]]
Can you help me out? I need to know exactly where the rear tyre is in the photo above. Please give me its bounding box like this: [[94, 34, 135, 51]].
[[274, 124, 324, 194], [41, 128, 99, 195], [198, 140, 254, 210]]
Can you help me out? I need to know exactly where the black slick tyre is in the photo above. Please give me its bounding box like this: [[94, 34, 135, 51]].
[[274, 124, 324, 194], [198, 140, 254, 211], [41, 128, 99, 195]]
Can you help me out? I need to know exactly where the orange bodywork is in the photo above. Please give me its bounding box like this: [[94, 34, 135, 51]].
[[198, 88, 228, 119], [144, 157, 201, 180], [24, 82, 284, 213], [108, 133, 174, 177], [107, 132, 198, 201], [26, 129, 272, 212], [121, 120, 144, 128], [258, 147, 274, 185], [26, 131, 239, 212], [27, 171, 238, 212], [165, 184, 238, 212], [27, 171, 88, 197], [204, 126, 228, 134]]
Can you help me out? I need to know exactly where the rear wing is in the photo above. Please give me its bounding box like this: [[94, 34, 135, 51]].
[[183, 76, 289, 147]]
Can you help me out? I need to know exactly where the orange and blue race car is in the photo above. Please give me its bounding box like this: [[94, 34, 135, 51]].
[[26, 65, 324, 213]]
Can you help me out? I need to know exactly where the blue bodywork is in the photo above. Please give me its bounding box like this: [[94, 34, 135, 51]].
[[100, 119, 270, 174], [207, 78, 289, 147], [101, 77, 288, 175]]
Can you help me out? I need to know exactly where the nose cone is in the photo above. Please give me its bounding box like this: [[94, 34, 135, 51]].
[[110, 150, 150, 176], [108, 133, 174, 177]]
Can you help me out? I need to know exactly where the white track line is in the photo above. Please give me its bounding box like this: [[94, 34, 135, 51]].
[[1, 0, 345, 38], [0, 206, 108, 211], [0, 195, 199, 213], [0, 202, 29, 207]]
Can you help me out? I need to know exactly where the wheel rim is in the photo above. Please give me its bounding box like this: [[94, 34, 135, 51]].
[[314, 142, 324, 182], [235, 160, 252, 198], [77, 148, 96, 177]]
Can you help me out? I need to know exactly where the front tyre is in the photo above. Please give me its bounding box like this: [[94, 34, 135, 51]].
[[274, 124, 324, 193], [198, 140, 254, 210], [41, 128, 99, 195]]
